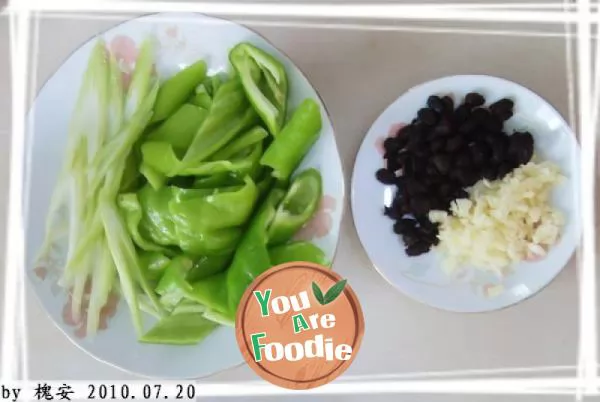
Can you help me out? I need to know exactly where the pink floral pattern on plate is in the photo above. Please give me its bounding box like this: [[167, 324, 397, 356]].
[[62, 280, 120, 339], [294, 195, 337, 241], [108, 35, 140, 90]]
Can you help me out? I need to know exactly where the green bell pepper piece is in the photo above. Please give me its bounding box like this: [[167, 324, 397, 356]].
[[174, 78, 259, 175], [169, 176, 259, 256], [268, 241, 330, 267], [188, 189, 285, 315], [225, 170, 322, 313], [139, 162, 166, 190], [135, 176, 259, 258], [210, 126, 267, 161], [186, 254, 232, 282], [172, 300, 207, 315], [155, 256, 195, 310], [267, 168, 322, 246], [117, 193, 175, 255], [188, 273, 229, 315], [225, 188, 286, 315], [170, 176, 258, 231], [229, 43, 288, 136], [141, 139, 263, 179], [202, 74, 225, 97], [190, 91, 212, 109], [120, 150, 140, 192], [189, 169, 325, 320], [140, 313, 218, 345], [260, 99, 322, 182], [145, 104, 208, 155], [151, 60, 207, 123], [192, 173, 241, 189], [137, 185, 179, 247], [138, 251, 172, 283]]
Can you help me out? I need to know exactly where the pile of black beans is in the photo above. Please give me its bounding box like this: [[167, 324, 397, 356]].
[[376, 92, 535, 257]]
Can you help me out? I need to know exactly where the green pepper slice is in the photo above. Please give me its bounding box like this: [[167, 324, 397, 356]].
[[260, 99, 322, 182], [151, 60, 207, 123], [174, 78, 258, 175], [267, 168, 322, 246], [155, 256, 195, 310], [268, 241, 330, 267], [229, 43, 288, 136], [189, 169, 325, 321], [145, 103, 208, 155], [140, 313, 218, 345]]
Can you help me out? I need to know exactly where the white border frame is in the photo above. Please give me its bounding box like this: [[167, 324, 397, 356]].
[[3, 1, 597, 398]]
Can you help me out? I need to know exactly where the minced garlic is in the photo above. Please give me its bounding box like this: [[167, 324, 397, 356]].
[[429, 160, 565, 276]]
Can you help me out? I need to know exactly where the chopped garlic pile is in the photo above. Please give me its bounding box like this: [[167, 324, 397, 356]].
[[429, 160, 565, 276]]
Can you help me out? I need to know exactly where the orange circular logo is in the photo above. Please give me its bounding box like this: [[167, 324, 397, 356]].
[[235, 262, 365, 390]]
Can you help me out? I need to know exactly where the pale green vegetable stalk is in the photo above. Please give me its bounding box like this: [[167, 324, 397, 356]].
[[100, 202, 144, 335], [124, 38, 154, 123], [37, 40, 108, 268], [85, 50, 125, 336], [94, 47, 163, 336], [139, 296, 162, 319], [66, 82, 159, 275], [86, 240, 116, 336], [88, 81, 159, 199], [60, 40, 110, 322], [106, 51, 124, 139]]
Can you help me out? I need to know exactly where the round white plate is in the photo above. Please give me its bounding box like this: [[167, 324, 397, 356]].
[[351, 75, 580, 313], [26, 12, 344, 378]]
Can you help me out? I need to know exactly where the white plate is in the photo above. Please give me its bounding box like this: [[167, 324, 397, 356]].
[[26, 13, 344, 379], [351, 75, 580, 313]]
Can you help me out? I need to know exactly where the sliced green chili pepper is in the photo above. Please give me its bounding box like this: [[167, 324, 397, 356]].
[[229, 43, 288, 136], [146, 104, 208, 155], [139, 313, 218, 345], [267, 168, 322, 246], [268, 241, 330, 267], [260, 99, 322, 182], [174, 78, 258, 175], [151, 60, 207, 123]]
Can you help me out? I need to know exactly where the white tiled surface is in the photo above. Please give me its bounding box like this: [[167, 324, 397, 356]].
[[12, 11, 582, 399]]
